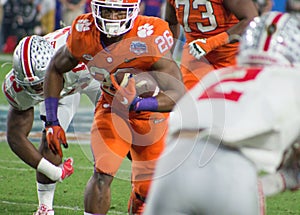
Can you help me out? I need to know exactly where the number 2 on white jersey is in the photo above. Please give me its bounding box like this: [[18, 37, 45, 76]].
[[199, 68, 262, 101]]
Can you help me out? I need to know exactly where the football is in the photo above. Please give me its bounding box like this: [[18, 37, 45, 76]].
[[113, 68, 160, 98]]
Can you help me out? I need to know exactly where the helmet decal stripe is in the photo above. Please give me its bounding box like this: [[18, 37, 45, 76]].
[[263, 13, 284, 51], [22, 37, 35, 81]]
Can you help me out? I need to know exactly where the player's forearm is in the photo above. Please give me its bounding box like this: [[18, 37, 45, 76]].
[[165, 1, 180, 52], [224, 0, 258, 42], [152, 57, 185, 109], [44, 65, 64, 99], [169, 23, 180, 41], [169, 23, 181, 53], [43, 61, 64, 124], [44, 45, 78, 99], [155, 75, 185, 111], [226, 18, 255, 43], [165, 1, 178, 27], [156, 91, 180, 112]]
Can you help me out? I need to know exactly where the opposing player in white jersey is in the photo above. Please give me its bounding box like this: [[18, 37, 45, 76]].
[[144, 11, 300, 215], [2, 28, 101, 215]]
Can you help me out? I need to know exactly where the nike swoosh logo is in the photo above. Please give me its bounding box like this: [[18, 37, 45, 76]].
[[121, 97, 128, 105], [46, 128, 53, 134], [103, 103, 110, 108], [124, 58, 136, 63]]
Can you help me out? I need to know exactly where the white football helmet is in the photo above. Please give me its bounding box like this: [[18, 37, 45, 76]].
[[13, 35, 54, 99], [238, 11, 300, 67], [90, 0, 140, 37]]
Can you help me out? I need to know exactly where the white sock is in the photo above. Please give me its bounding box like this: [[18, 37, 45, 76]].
[[259, 172, 285, 196], [37, 158, 62, 181], [37, 182, 56, 209]]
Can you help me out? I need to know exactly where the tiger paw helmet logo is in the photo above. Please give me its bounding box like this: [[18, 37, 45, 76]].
[[75, 19, 92, 32], [137, 23, 154, 38]]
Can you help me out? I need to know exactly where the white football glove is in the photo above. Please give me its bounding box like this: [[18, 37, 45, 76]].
[[189, 39, 208, 60], [188, 32, 230, 60]]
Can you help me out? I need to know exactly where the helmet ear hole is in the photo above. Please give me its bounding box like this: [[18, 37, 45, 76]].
[[12, 35, 54, 98]]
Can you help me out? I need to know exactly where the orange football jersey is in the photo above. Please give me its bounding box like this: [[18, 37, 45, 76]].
[[67, 13, 173, 73], [169, 0, 239, 43], [67, 16, 170, 198]]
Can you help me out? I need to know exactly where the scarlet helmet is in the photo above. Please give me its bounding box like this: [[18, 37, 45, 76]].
[[90, 0, 140, 37], [237, 11, 300, 67], [13, 35, 54, 99]]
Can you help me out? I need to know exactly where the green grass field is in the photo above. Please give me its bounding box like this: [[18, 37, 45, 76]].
[[0, 142, 132, 215], [0, 141, 300, 215], [1, 55, 300, 214]]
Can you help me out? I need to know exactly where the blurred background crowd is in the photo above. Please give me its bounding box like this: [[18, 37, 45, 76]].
[[0, 0, 287, 54]]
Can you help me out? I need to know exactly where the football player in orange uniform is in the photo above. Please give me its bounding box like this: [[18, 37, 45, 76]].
[[165, 0, 259, 89], [42, 0, 185, 214]]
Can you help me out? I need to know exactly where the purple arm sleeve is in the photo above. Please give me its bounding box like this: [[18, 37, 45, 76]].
[[132, 97, 158, 111], [45, 97, 59, 125]]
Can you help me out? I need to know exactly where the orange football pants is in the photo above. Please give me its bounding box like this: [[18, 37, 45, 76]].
[[91, 95, 169, 197]]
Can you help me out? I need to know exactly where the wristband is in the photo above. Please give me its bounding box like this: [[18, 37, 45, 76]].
[[45, 120, 60, 126], [207, 32, 229, 49], [133, 97, 158, 111], [45, 97, 59, 123], [130, 97, 143, 110], [228, 34, 241, 43]]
